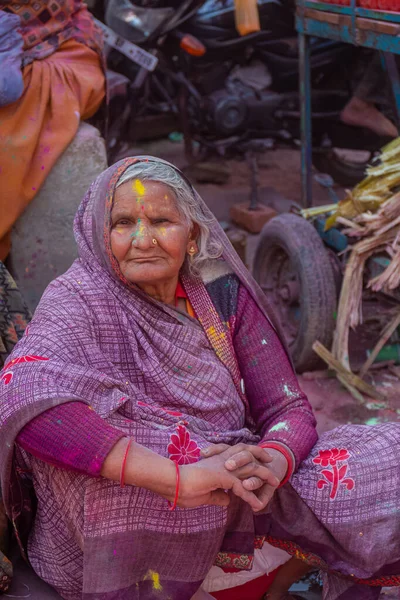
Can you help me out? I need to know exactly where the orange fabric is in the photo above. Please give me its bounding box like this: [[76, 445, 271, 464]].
[[175, 280, 196, 318], [0, 39, 105, 260]]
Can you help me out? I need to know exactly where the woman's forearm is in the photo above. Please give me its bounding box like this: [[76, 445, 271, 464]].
[[101, 438, 177, 500]]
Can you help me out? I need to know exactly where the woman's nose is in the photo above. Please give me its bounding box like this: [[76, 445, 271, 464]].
[[130, 224, 153, 249]]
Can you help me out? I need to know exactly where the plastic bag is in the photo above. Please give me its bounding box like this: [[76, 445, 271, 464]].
[[234, 0, 261, 36], [0, 12, 24, 107]]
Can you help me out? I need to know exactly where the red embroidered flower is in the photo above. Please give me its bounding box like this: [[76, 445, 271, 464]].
[[3, 355, 49, 371], [1, 372, 13, 385], [313, 448, 350, 467], [168, 425, 200, 465], [313, 447, 355, 500]]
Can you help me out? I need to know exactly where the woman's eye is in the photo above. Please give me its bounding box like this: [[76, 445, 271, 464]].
[[153, 218, 168, 225], [115, 219, 130, 226]]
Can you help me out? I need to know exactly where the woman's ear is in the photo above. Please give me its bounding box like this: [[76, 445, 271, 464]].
[[190, 223, 200, 242]]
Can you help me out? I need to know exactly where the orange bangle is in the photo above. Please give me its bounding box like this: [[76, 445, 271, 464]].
[[120, 438, 132, 488], [260, 442, 294, 488], [168, 461, 180, 511]]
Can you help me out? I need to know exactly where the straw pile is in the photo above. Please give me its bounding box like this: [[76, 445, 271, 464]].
[[312, 138, 400, 400], [325, 137, 400, 230]]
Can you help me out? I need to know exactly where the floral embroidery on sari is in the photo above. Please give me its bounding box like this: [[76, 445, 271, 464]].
[[3, 355, 49, 371], [168, 425, 200, 465], [1, 372, 13, 385], [313, 448, 355, 500]]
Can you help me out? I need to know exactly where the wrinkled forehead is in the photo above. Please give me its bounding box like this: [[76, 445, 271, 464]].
[[112, 178, 179, 212]]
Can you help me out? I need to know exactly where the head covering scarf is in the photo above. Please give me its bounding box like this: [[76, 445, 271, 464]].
[[1, 157, 400, 600]]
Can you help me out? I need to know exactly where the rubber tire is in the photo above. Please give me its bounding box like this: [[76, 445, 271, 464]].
[[312, 150, 370, 188], [253, 214, 337, 373]]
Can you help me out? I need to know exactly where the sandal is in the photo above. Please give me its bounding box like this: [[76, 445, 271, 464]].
[[0, 549, 12, 593]]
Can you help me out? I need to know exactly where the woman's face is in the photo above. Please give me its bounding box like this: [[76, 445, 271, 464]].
[[110, 180, 193, 287]]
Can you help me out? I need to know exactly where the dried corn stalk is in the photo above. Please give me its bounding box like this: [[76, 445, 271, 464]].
[[315, 140, 400, 393], [325, 138, 400, 230]]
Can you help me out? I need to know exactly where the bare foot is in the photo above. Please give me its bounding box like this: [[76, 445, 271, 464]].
[[340, 97, 398, 138]]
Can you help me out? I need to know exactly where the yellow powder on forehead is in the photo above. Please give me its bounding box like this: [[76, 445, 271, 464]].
[[133, 179, 145, 196]]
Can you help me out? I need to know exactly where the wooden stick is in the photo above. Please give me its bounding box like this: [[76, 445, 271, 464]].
[[313, 341, 387, 401], [388, 365, 400, 379], [359, 311, 400, 378], [336, 217, 365, 230], [337, 374, 365, 403]]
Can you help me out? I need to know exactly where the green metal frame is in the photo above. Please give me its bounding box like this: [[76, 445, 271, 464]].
[[296, 0, 400, 207]]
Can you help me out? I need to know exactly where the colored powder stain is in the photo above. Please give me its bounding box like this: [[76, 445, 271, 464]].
[[270, 421, 289, 432], [261, 339, 267, 345], [365, 401, 387, 410], [365, 417, 380, 426], [283, 383, 297, 399], [133, 179, 145, 196], [249, 357, 258, 367], [206, 325, 226, 344], [56, 419, 62, 425], [148, 570, 162, 592]]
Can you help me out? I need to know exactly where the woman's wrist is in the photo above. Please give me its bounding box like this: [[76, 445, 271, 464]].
[[266, 448, 289, 482], [260, 442, 294, 486], [101, 438, 177, 500]]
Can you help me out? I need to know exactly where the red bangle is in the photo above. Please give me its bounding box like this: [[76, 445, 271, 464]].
[[260, 442, 294, 488], [168, 461, 180, 511], [120, 438, 132, 488]]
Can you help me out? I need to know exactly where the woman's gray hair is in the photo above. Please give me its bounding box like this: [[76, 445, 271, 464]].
[[116, 161, 222, 274]]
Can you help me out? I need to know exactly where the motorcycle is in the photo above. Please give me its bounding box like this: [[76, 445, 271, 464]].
[[94, 0, 393, 187]]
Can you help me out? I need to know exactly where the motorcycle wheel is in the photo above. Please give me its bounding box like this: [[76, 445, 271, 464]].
[[312, 148, 376, 188], [253, 214, 337, 373]]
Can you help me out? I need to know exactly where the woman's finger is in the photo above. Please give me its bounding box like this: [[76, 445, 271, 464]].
[[225, 446, 272, 469], [235, 463, 280, 487], [253, 483, 276, 512], [236, 475, 264, 490], [201, 444, 230, 458], [231, 480, 264, 512], [225, 450, 255, 470]]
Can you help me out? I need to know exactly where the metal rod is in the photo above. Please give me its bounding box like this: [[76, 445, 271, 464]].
[[247, 152, 259, 211], [299, 32, 313, 208], [381, 52, 400, 129]]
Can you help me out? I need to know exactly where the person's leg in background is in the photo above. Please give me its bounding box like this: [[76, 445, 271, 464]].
[[340, 50, 398, 138], [0, 40, 105, 261]]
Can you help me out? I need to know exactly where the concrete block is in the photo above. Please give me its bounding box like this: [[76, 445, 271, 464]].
[[230, 203, 277, 233], [9, 123, 107, 312]]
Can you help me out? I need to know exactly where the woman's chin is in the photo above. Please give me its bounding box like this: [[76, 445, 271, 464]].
[[123, 263, 175, 287]]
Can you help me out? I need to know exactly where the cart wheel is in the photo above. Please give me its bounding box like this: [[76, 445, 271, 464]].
[[253, 213, 337, 373]]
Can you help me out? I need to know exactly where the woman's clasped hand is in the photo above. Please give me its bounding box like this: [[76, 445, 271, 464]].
[[174, 443, 285, 512]]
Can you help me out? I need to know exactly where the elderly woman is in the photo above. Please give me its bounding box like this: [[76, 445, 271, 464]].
[[0, 157, 400, 600]]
